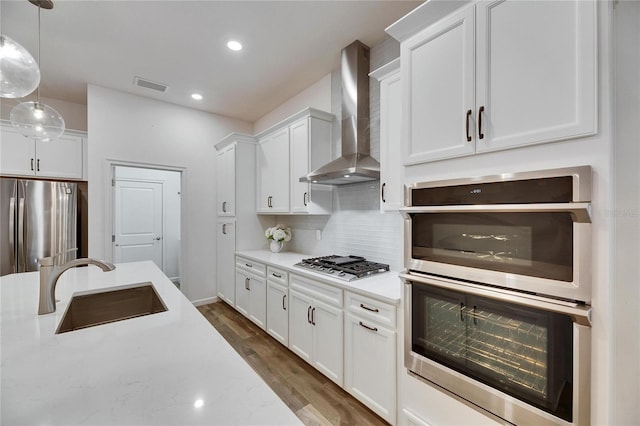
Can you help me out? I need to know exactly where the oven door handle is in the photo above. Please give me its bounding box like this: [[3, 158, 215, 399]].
[[399, 202, 592, 223]]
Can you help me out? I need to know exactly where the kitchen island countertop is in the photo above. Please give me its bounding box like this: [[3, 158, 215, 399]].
[[0, 261, 302, 426], [235, 250, 402, 305]]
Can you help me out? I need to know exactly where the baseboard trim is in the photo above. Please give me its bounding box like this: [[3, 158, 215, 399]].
[[192, 296, 219, 307]]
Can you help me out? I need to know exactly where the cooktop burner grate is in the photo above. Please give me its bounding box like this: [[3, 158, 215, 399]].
[[294, 255, 390, 281]]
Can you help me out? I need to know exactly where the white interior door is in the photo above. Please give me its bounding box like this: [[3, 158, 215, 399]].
[[114, 180, 163, 268]]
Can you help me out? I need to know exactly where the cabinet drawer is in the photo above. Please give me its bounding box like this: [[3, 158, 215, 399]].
[[290, 274, 342, 307], [267, 266, 288, 286], [346, 292, 396, 329], [235, 256, 266, 277]]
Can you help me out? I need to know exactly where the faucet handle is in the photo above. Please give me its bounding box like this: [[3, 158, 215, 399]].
[[38, 248, 78, 267]]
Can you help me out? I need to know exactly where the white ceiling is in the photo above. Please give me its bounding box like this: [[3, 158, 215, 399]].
[[1, 0, 422, 123]]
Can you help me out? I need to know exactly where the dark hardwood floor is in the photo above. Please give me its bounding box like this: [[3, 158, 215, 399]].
[[197, 301, 388, 426]]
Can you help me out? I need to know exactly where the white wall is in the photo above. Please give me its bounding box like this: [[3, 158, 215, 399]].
[[114, 166, 181, 282], [87, 85, 252, 303], [253, 73, 332, 134], [1, 96, 88, 132]]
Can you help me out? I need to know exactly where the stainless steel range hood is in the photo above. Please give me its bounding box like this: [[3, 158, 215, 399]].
[[300, 40, 379, 185]]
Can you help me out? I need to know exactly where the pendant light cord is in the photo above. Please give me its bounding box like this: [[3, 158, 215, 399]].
[[36, 3, 41, 103]]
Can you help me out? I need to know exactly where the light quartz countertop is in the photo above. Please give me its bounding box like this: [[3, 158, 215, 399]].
[[0, 261, 302, 426], [235, 250, 402, 305]]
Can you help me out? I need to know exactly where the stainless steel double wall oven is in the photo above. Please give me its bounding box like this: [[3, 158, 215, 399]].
[[401, 166, 592, 425]]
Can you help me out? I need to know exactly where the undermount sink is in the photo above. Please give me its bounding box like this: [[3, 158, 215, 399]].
[[56, 282, 168, 334]]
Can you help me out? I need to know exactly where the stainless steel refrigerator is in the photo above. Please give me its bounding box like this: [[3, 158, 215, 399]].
[[1, 178, 78, 276]]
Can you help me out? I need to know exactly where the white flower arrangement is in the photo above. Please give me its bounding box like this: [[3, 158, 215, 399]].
[[265, 224, 292, 242]]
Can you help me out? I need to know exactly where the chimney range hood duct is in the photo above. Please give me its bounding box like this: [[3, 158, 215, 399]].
[[300, 40, 379, 185]]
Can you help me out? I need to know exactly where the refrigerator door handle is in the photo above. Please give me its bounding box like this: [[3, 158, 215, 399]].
[[17, 198, 25, 272], [9, 197, 15, 271]]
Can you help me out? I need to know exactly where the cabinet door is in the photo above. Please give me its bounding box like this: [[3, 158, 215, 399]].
[[402, 4, 475, 164], [217, 145, 236, 216], [475, 0, 597, 152], [344, 312, 396, 423], [289, 118, 310, 213], [257, 128, 289, 213], [288, 289, 314, 364], [248, 274, 266, 330], [216, 221, 235, 305], [379, 65, 404, 211], [35, 134, 83, 179], [0, 127, 36, 176], [235, 268, 250, 317], [266, 281, 288, 346], [312, 299, 343, 386]]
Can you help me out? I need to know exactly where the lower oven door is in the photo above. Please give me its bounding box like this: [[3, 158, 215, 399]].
[[403, 272, 591, 426]]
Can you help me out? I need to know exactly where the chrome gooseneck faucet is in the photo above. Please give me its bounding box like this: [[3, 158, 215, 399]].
[[38, 250, 115, 315]]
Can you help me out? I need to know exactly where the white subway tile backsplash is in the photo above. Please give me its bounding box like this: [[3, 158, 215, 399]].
[[286, 181, 404, 270]]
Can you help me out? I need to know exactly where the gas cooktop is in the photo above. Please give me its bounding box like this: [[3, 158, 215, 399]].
[[294, 255, 390, 282]]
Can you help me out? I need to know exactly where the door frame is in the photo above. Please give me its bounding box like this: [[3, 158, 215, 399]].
[[104, 160, 186, 292]]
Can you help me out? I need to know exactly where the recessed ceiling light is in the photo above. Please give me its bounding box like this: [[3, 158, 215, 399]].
[[227, 40, 242, 51], [191, 93, 203, 101]]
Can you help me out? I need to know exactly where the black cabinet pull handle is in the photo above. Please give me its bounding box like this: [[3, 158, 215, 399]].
[[245, 277, 250, 291], [478, 106, 485, 140], [360, 303, 379, 313], [359, 321, 378, 332], [272, 272, 282, 278], [222, 201, 227, 212], [36, 159, 40, 171], [311, 307, 316, 325], [460, 302, 465, 322], [245, 263, 252, 268], [303, 192, 308, 206], [465, 109, 472, 142], [282, 294, 287, 311], [307, 306, 312, 324], [381, 183, 386, 203], [30, 158, 34, 171], [222, 224, 227, 235]]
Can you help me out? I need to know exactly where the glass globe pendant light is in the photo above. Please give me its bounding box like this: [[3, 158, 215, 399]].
[[10, 0, 65, 142], [0, 34, 41, 98]]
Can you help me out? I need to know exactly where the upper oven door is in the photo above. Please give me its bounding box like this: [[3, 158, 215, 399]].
[[403, 206, 591, 303], [402, 166, 592, 303]]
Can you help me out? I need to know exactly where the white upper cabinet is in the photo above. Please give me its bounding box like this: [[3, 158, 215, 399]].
[[371, 59, 404, 211], [1, 124, 84, 179], [216, 144, 236, 216], [391, 0, 597, 165], [403, 6, 476, 164], [257, 127, 290, 213], [256, 108, 333, 215], [475, 0, 597, 153], [289, 115, 332, 214]]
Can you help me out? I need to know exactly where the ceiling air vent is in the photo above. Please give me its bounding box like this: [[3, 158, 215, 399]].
[[133, 76, 169, 93]]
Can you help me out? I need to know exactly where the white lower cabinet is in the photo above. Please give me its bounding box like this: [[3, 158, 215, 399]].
[[234, 257, 266, 330], [216, 221, 235, 305], [344, 292, 397, 424], [288, 274, 343, 386], [266, 266, 289, 346]]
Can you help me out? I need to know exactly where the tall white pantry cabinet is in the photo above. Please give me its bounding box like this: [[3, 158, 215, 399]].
[[214, 134, 265, 305]]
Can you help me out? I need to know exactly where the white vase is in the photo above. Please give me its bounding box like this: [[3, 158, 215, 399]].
[[269, 240, 284, 253]]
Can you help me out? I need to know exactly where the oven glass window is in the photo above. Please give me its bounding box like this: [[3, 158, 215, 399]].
[[412, 283, 574, 422], [411, 212, 574, 282]]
